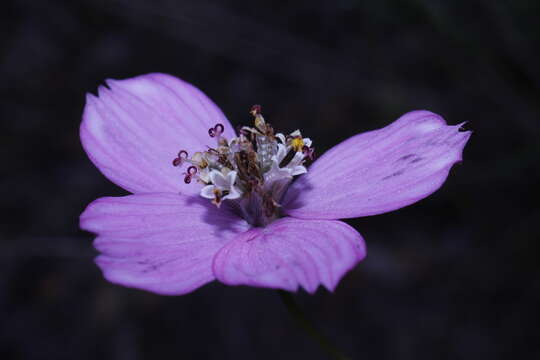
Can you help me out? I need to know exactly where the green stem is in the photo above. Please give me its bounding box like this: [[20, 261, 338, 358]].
[[278, 290, 351, 360]]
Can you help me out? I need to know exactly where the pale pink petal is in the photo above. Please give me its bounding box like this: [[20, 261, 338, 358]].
[[283, 110, 471, 219], [80, 73, 235, 194], [212, 217, 366, 293], [80, 193, 249, 295]]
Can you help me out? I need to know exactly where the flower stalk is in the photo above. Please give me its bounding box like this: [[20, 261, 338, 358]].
[[278, 291, 351, 360]]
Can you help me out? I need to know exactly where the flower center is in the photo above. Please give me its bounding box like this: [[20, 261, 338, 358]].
[[172, 105, 314, 227]]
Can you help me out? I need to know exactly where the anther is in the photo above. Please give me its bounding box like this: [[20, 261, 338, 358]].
[[250, 105, 261, 116], [172, 150, 189, 166], [291, 136, 304, 152], [173, 158, 182, 166], [178, 150, 188, 158], [183, 166, 198, 184], [209, 123, 225, 138]]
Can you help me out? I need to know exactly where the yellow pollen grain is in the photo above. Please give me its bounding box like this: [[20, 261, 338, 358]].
[[291, 137, 304, 152]]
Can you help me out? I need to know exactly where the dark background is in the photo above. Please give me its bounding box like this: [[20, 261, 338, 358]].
[[1, 0, 539, 359]]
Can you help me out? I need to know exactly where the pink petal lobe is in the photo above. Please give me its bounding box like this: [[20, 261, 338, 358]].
[[212, 217, 366, 293], [80, 73, 235, 194], [283, 110, 471, 219], [80, 193, 249, 295]]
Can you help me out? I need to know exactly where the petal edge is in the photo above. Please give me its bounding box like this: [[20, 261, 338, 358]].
[[81, 192, 249, 295], [80, 73, 235, 194], [283, 110, 471, 219], [212, 217, 366, 293]]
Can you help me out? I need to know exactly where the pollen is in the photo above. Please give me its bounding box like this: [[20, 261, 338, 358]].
[[291, 137, 304, 152]]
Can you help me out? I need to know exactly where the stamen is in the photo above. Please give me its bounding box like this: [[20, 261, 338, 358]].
[[250, 105, 267, 133], [173, 158, 182, 167], [184, 166, 198, 184], [172, 150, 188, 166], [212, 189, 223, 207], [291, 137, 304, 152], [250, 105, 261, 116], [263, 192, 280, 218], [173, 104, 313, 225], [208, 123, 225, 138]]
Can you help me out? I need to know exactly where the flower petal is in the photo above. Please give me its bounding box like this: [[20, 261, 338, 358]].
[[225, 171, 238, 186], [283, 110, 471, 219], [209, 170, 228, 189], [80, 73, 235, 194], [212, 217, 366, 293], [80, 193, 249, 295], [200, 185, 216, 199]]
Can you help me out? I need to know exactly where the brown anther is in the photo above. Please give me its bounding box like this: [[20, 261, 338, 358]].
[[212, 188, 223, 207], [262, 192, 279, 218], [250, 105, 261, 116], [218, 154, 233, 168], [235, 150, 262, 187]]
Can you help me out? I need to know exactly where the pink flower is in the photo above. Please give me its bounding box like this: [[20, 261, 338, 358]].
[[80, 73, 471, 295]]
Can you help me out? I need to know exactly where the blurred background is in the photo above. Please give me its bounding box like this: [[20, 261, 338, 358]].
[[1, 0, 539, 359]]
